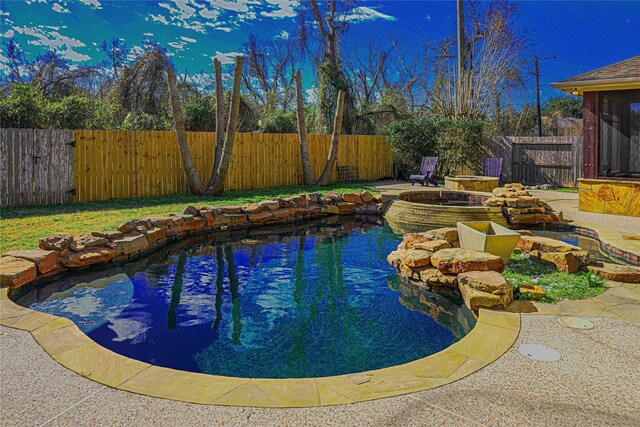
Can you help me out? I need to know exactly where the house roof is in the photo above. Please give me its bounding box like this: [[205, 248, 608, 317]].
[[551, 56, 640, 95]]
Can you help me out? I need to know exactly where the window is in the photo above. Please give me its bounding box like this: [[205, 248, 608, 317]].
[[599, 89, 640, 178]]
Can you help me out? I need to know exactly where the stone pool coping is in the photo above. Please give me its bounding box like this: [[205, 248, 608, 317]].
[[0, 287, 519, 407]]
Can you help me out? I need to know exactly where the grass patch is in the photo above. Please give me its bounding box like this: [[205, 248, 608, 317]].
[[504, 253, 606, 303], [542, 187, 578, 193], [0, 183, 375, 253]]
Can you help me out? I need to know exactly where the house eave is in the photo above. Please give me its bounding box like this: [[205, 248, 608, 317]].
[[551, 77, 640, 96]]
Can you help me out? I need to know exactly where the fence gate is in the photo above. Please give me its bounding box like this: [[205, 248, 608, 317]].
[[1, 128, 74, 208], [510, 137, 582, 187]]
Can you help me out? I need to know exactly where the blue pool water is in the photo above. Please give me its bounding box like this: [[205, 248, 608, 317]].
[[14, 218, 476, 378]]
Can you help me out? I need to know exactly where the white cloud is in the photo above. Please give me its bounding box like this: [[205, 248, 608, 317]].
[[13, 25, 91, 62], [180, 36, 197, 43], [339, 6, 396, 23], [3, 29, 14, 38], [305, 87, 318, 104], [212, 51, 243, 64], [261, 0, 296, 19], [168, 41, 187, 50], [79, 0, 102, 9], [215, 26, 232, 32], [52, 2, 70, 13], [206, 0, 251, 13], [199, 8, 219, 19], [143, 32, 154, 37], [150, 14, 169, 25]]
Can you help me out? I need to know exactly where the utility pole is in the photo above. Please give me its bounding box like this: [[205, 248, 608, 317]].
[[533, 54, 557, 137], [457, 0, 465, 81], [456, 0, 465, 114]]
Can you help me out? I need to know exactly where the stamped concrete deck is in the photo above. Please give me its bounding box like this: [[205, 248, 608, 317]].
[[2, 312, 638, 426]]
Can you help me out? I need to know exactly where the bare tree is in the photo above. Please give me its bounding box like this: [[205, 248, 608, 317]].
[[167, 66, 205, 194], [294, 70, 316, 185], [207, 56, 245, 196], [241, 34, 298, 114], [301, 0, 359, 134], [208, 58, 225, 188], [100, 38, 129, 78], [317, 90, 345, 185], [431, 0, 525, 119]]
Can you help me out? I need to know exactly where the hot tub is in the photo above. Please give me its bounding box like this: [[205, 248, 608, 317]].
[[384, 190, 507, 232]]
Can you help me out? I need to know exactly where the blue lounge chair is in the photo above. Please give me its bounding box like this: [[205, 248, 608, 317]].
[[482, 158, 504, 185], [409, 157, 438, 186]]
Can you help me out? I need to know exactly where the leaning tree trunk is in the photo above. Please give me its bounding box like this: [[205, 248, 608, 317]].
[[316, 90, 345, 186], [206, 58, 226, 190], [207, 56, 244, 196], [167, 66, 205, 195], [294, 70, 316, 185]]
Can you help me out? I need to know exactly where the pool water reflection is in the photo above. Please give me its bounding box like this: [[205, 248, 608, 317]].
[[14, 217, 476, 378]]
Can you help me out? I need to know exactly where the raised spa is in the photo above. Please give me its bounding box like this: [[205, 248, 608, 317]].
[[12, 218, 476, 379], [384, 190, 507, 231]]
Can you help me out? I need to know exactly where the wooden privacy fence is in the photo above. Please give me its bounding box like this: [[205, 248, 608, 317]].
[[1, 129, 74, 208], [1, 129, 392, 207], [486, 136, 583, 187]]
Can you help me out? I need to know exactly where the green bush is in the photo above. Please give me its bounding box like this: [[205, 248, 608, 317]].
[[183, 93, 215, 131], [43, 95, 96, 130], [121, 112, 171, 130], [260, 111, 297, 133], [385, 116, 486, 178], [0, 84, 43, 128]]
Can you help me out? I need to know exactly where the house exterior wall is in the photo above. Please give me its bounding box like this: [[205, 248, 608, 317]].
[[578, 178, 640, 216]]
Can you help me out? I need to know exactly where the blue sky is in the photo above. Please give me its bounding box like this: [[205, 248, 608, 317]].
[[1, 0, 639, 104]]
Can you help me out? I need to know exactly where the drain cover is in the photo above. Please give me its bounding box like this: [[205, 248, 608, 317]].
[[557, 316, 594, 330], [518, 344, 561, 361]]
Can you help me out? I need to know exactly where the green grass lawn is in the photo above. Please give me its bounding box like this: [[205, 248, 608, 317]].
[[0, 183, 375, 253], [545, 187, 578, 193], [504, 253, 605, 303]]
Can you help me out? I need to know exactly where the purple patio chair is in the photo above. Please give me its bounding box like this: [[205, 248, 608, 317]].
[[482, 158, 504, 185], [409, 157, 438, 186]]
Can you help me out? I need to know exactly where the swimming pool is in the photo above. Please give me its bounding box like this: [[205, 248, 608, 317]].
[[13, 218, 476, 379]]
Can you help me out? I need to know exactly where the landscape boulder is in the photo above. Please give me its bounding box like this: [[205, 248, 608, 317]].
[[413, 239, 451, 252], [586, 262, 640, 283], [60, 247, 115, 268], [0, 256, 37, 288], [4, 249, 59, 274], [39, 235, 72, 251], [458, 271, 512, 311], [112, 234, 148, 256], [342, 193, 363, 205], [402, 249, 433, 268], [69, 234, 108, 252], [431, 248, 505, 274]]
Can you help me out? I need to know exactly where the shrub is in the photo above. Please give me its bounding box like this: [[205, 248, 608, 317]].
[[260, 111, 297, 133], [385, 116, 487, 178], [43, 95, 96, 130], [183, 93, 215, 131], [0, 84, 43, 128]]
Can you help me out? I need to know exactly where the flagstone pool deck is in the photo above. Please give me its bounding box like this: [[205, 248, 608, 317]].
[[1, 184, 639, 425]]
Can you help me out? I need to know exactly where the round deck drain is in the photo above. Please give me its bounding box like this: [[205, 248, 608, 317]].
[[557, 316, 594, 330], [518, 344, 561, 362]]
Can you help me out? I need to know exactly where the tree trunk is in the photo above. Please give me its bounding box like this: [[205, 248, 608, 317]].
[[167, 66, 205, 195], [206, 58, 225, 190], [295, 70, 316, 185], [316, 90, 345, 186], [207, 56, 244, 196]]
